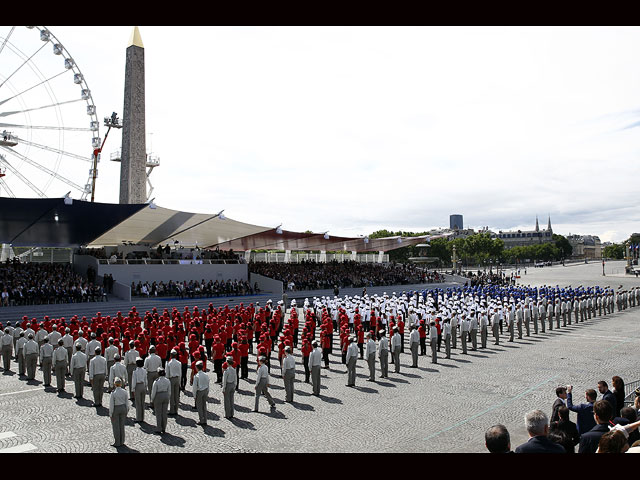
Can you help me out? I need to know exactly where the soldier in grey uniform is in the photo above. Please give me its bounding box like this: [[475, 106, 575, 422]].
[[62, 328, 74, 374], [15, 332, 26, 376], [150, 367, 171, 433], [429, 321, 438, 364], [282, 346, 296, 401], [309, 341, 323, 394], [573, 296, 580, 323], [450, 312, 458, 350], [70, 343, 87, 399], [86, 333, 100, 370], [538, 301, 546, 333], [143, 346, 162, 396], [105, 337, 119, 377], [391, 327, 401, 373], [23, 333, 38, 380], [460, 314, 469, 354], [409, 326, 419, 368], [345, 336, 358, 387], [108, 354, 127, 394], [89, 346, 107, 407], [479, 310, 488, 347], [532, 302, 539, 334], [561, 298, 568, 327], [124, 341, 139, 400], [39, 337, 53, 386], [492, 309, 500, 345], [516, 305, 523, 340], [52, 339, 68, 392], [254, 356, 275, 412], [378, 330, 389, 378], [131, 358, 148, 422], [222, 357, 237, 419], [524, 304, 531, 337], [554, 300, 562, 329], [166, 349, 182, 415], [547, 300, 554, 331], [365, 333, 377, 380], [469, 312, 478, 351], [109, 377, 129, 447], [443, 318, 452, 358]]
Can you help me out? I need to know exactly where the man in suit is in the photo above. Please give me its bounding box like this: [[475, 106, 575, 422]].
[[567, 385, 597, 435], [598, 380, 617, 416], [514, 410, 565, 453], [485, 424, 512, 453], [578, 400, 613, 454], [551, 386, 567, 423]]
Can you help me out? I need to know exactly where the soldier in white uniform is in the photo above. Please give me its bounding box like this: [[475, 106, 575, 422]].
[[222, 357, 237, 419], [150, 367, 171, 433]]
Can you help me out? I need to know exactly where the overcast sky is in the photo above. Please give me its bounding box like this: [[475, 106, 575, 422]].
[[7, 26, 640, 243]]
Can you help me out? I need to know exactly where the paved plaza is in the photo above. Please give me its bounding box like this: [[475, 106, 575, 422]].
[[0, 261, 638, 453]]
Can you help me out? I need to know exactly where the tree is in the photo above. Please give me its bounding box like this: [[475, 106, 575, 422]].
[[603, 244, 625, 259], [553, 234, 573, 259]]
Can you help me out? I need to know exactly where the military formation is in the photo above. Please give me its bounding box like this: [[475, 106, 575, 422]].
[[1, 283, 638, 448]]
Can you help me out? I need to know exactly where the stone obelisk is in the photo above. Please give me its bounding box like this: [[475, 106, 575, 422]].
[[119, 26, 147, 204]]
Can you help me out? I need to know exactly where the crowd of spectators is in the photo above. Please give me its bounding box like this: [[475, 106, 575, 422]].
[[485, 376, 640, 453], [0, 259, 106, 306], [250, 260, 443, 291], [131, 278, 258, 299], [77, 246, 243, 263], [463, 270, 511, 287]]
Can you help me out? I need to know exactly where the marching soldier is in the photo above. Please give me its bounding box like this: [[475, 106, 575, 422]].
[[52, 338, 68, 393], [378, 330, 389, 378], [62, 328, 74, 374], [132, 358, 148, 422], [222, 357, 237, 419], [391, 327, 402, 373], [469, 312, 478, 351], [254, 356, 275, 412], [309, 340, 323, 395], [492, 309, 500, 345], [89, 346, 107, 407], [282, 346, 296, 401], [365, 333, 377, 380], [70, 343, 87, 398], [429, 321, 438, 364], [480, 310, 489, 348], [150, 367, 171, 434], [460, 314, 469, 353], [144, 346, 162, 396], [166, 350, 182, 415], [346, 335, 358, 387], [39, 336, 53, 387], [109, 377, 129, 447], [409, 325, 420, 368], [554, 299, 561, 329], [516, 305, 523, 339], [124, 341, 139, 400], [524, 303, 531, 337], [23, 333, 38, 380], [1, 328, 13, 371], [443, 318, 452, 359], [16, 332, 26, 376], [105, 338, 119, 376], [539, 301, 546, 333], [108, 354, 127, 394]]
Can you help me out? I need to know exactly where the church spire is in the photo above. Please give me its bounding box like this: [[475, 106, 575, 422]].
[[535, 215, 539, 232], [547, 215, 552, 231]]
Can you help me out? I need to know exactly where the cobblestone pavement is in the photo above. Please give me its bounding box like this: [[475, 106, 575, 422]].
[[0, 261, 638, 452]]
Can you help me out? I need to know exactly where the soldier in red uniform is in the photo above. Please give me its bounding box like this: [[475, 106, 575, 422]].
[[212, 335, 225, 383], [418, 319, 427, 356], [357, 324, 365, 359], [238, 336, 249, 380], [301, 338, 312, 383]]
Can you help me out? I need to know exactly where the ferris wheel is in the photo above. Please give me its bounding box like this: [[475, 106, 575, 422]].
[[0, 26, 100, 201]]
